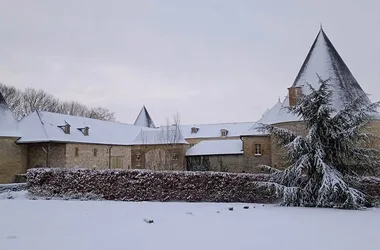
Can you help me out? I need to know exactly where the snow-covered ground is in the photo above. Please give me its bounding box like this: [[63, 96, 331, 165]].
[[0, 191, 379, 250]]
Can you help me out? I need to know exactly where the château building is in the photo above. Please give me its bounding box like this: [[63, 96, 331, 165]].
[[1, 27, 379, 183]]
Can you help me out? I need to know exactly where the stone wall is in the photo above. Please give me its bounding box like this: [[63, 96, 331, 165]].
[[65, 143, 132, 169], [268, 120, 380, 169], [270, 121, 307, 169], [27, 143, 66, 168], [131, 144, 188, 171], [187, 154, 272, 174], [0, 137, 27, 184]]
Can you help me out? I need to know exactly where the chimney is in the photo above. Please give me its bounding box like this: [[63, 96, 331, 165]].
[[288, 86, 302, 107]]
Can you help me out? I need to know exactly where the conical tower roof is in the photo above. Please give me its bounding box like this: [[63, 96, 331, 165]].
[[0, 90, 19, 137], [261, 27, 373, 125], [292, 27, 370, 110], [134, 106, 156, 128]]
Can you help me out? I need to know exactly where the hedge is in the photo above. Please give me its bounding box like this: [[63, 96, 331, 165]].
[[26, 168, 281, 203]]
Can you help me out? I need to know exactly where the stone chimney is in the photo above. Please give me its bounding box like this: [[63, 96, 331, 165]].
[[288, 86, 302, 107]]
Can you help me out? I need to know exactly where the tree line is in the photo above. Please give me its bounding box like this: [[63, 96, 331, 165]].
[[0, 83, 115, 121]]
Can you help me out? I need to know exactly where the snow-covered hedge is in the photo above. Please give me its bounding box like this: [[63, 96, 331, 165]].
[[26, 168, 282, 203]]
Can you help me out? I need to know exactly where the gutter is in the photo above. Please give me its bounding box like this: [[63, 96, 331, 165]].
[[108, 145, 113, 168]]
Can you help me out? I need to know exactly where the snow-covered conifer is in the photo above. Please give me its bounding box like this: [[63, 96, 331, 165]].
[[260, 77, 380, 209]]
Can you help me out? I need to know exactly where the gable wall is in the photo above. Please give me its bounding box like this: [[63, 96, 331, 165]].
[[0, 137, 27, 184]]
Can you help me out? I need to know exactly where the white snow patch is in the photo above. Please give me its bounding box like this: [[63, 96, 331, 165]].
[[17, 111, 156, 145], [186, 139, 243, 156], [0, 105, 19, 137], [180, 122, 256, 139], [0, 195, 379, 250]]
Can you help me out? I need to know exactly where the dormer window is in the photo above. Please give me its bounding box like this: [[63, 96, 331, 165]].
[[220, 129, 228, 137], [78, 127, 90, 136], [58, 123, 71, 134], [191, 127, 199, 134]]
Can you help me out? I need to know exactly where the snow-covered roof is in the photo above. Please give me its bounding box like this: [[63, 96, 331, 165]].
[[134, 106, 156, 128], [0, 92, 20, 137], [186, 139, 243, 156], [255, 98, 300, 125], [292, 27, 370, 110], [17, 111, 155, 145], [133, 129, 188, 145], [260, 27, 373, 125], [179, 122, 256, 139]]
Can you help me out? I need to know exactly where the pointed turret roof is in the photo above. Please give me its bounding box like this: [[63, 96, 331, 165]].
[[0, 90, 19, 137], [261, 27, 373, 125], [134, 106, 156, 128], [292, 27, 370, 110]]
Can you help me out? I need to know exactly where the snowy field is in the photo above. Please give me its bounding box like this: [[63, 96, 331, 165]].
[[0, 191, 379, 250]]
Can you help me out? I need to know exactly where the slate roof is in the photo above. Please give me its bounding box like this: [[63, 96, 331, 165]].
[[179, 122, 257, 139], [260, 27, 373, 125], [134, 106, 156, 128], [17, 111, 156, 145], [133, 129, 188, 145], [186, 139, 243, 156], [292, 27, 370, 109]]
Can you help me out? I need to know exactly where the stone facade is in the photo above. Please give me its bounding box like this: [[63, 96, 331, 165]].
[[131, 144, 188, 171], [269, 121, 307, 169], [27, 143, 132, 170], [65, 143, 132, 169], [27, 143, 66, 169], [0, 137, 27, 184], [187, 135, 272, 173], [1, 120, 379, 184]]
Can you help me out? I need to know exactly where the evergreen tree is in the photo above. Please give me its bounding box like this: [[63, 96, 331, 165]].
[[260, 77, 380, 209]]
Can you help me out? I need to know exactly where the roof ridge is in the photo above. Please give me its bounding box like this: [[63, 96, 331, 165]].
[[182, 121, 256, 126], [35, 110, 50, 141], [37, 111, 137, 126]]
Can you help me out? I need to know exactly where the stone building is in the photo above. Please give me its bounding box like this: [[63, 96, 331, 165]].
[[0, 27, 379, 183]]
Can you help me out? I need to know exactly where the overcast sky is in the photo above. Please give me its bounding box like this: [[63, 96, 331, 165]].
[[1, 0, 379, 125]]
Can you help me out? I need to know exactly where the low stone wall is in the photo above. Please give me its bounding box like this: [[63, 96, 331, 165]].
[[26, 168, 280, 203]]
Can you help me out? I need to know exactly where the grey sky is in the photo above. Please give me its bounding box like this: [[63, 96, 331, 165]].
[[1, 0, 379, 125]]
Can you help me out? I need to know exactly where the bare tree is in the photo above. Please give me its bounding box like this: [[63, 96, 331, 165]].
[[0, 83, 116, 121], [137, 112, 184, 171], [22, 88, 60, 117], [88, 107, 116, 122], [156, 113, 184, 170], [0, 83, 23, 118]]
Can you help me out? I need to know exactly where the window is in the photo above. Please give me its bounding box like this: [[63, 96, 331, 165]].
[[220, 129, 228, 137], [136, 154, 141, 161], [172, 153, 178, 160], [58, 123, 71, 134], [190, 143, 195, 147], [254, 144, 262, 156], [191, 127, 199, 134], [78, 127, 89, 136], [93, 149, 98, 157], [75, 147, 79, 157]]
